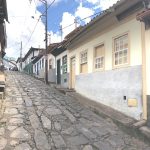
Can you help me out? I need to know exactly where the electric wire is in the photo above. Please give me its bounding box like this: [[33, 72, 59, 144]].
[[22, 0, 56, 51]]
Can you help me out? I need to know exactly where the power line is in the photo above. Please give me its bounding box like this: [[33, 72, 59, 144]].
[[23, 0, 56, 51], [62, 11, 102, 30]]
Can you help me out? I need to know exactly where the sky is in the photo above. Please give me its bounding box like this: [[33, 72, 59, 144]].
[[5, 0, 118, 59]]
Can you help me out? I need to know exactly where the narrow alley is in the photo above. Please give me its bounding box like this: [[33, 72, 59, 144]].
[[0, 71, 149, 150]]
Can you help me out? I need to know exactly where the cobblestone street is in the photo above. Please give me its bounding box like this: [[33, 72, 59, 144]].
[[0, 71, 149, 150]]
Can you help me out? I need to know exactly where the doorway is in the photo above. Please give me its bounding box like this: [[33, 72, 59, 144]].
[[57, 59, 61, 84]]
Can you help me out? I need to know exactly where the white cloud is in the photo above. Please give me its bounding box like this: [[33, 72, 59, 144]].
[[99, 0, 118, 10], [6, 0, 45, 58], [75, 3, 94, 24], [60, 12, 76, 39], [34, 0, 61, 7]]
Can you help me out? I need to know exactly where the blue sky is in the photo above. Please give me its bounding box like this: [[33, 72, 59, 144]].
[[37, 0, 99, 33], [6, 0, 118, 58], [37, 0, 80, 32]]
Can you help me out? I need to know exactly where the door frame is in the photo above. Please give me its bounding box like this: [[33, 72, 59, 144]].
[[70, 56, 76, 89]]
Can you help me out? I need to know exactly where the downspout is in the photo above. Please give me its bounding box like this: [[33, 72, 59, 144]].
[[141, 22, 147, 120]]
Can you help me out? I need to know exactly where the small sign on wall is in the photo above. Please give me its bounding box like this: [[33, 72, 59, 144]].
[[128, 99, 138, 107]]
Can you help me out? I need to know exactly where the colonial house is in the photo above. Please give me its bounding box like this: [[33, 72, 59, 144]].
[[67, 0, 149, 121], [32, 50, 45, 79], [137, 8, 150, 126], [22, 47, 43, 75], [50, 27, 82, 88], [47, 43, 58, 83], [0, 0, 8, 65], [51, 41, 68, 88]]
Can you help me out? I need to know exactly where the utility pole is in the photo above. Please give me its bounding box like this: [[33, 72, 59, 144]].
[[30, 0, 48, 84], [20, 41, 22, 71], [44, 0, 48, 84]]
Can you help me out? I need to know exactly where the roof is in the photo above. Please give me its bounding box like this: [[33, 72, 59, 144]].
[[23, 47, 43, 61], [50, 27, 83, 56], [136, 9, 150, 22], [32, 49, 45, 64], [0, 0, 8, 23], [32, 55, 43, 64], [16, 57, 21, 63], [47, 43, 59, 54], [67, 0, 144, 47]]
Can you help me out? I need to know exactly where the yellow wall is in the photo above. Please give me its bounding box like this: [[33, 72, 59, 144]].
[[145, 29, 150, 95], [68, 18, 142, 76]]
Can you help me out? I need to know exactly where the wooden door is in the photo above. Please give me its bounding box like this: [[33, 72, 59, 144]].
[[70, 57, 76, 89], [57, 59, 61, 84]]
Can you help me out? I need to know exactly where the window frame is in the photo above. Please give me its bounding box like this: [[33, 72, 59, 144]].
[[113, 32, 130, 68], [80, 50, 88, 73], [49, 58, 53, 70], [93, 43, 105, 71], [62, 55, 67, 74]]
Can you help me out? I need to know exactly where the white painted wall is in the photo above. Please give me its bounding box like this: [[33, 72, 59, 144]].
[[68, 18, 142, 76], [33, 56, 45, 78], [48, 53, 55, 70], [145, 28, 150, 95]]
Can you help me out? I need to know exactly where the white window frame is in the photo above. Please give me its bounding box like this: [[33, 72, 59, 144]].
[[114, 33, 129, 67], [94, 44, 105, 70], [80, 50, 88, 65]]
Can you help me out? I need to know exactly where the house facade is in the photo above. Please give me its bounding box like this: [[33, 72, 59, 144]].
[[137, 8, 150, 126], [67, 0, 148, 120], [51, 41, 69, 88], [47, 44, 58, 83], [22, 47, 42, 75], [32, 54, 45, 79]]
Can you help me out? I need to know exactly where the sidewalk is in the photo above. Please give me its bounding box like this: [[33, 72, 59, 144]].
[[56, 88, 150, 142]]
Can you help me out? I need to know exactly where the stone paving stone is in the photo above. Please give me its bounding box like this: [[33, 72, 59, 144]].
[[66, 135, 89, 146], [10, 140, 19, 146], [25, 99, 33, 107], [7, 125, 18, 131], [76, 124, 97, 140], [63, 109, 76, 123], [14, 143, 32, 150], [29, 114, 41, 129], [41, 115, 51, 130], [4, 108, 18, 115], [0, 127, 5, 135], [94, 141, 116, 150], [45, 107, 62, 116], [9, 118, 24, 124], [10, 127, 31, 140], [82, 145, 93, 150], [54, 121, 61, 131], [34, 129, 50, 150], [51, 134, 66, 148], [0, 137, 7, 150]]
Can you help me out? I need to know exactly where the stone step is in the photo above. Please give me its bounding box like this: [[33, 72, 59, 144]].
[[139, 126, 150, 139], [133, 120, 147, 129]]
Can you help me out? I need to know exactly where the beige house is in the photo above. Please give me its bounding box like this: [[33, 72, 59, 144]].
[[137, 8, 150, 126], [67, 0, 150, 121]]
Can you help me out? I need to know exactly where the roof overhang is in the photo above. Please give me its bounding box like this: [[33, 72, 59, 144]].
[[137, 9, 150, 22]]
